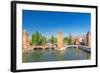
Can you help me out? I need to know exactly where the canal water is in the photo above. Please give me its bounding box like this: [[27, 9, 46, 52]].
[[22, 48, 91, 63]]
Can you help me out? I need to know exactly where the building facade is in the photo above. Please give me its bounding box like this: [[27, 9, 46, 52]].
[[86, 32, 91, 48]]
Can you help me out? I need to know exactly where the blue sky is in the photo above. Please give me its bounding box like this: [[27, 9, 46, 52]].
[[22, 10, 91, 37]]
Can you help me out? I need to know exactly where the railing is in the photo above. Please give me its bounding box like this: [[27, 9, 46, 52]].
[[32, 45, 56, 49], [66, 45, 78, 48]]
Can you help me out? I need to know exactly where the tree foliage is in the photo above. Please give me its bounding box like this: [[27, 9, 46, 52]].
[[32, 32, 47, 45], [49, 35, 57, 45], [64, 37, 73, 45]]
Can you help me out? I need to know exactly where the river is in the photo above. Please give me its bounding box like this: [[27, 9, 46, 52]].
[[22, 48, 90, 63]]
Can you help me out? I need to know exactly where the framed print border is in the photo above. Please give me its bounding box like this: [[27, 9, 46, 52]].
[[11, 1, 98, 72]]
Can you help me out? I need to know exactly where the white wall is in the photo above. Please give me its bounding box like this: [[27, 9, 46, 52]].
[[0, 0, 99, 73]]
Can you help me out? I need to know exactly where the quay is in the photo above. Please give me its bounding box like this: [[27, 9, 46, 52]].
[[78, 45, 91, 53]]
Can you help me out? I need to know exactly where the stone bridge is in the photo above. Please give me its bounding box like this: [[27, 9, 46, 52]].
[[30, 45, 90, 52], [32, 45, 56, 49], [65, 45, 78, 48]]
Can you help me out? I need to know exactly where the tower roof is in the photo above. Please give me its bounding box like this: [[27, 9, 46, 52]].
[[58, 32, 63, 34]]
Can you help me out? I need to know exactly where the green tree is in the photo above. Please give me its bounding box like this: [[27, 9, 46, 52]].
[[29, 38, 33, 45], [32, 31, 47, 45], [32, 32, 41, 45], [50, 35, 57, 45], [42, 36, 47, 45], [67, 37, 73, 45], [64, 37, 73, 45], [64, 37, 69, 45]]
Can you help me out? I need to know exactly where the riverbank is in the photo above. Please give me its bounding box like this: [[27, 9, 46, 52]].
[[78, 45, 91, 53]]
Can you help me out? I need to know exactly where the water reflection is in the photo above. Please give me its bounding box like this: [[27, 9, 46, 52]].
[[23, 48, 91, 63]]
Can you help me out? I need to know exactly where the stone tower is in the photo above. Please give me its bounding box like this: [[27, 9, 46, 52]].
[[22, 30, 30, 50], [57, 32, 63, 49]]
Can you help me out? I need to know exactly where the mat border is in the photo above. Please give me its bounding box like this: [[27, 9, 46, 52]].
[[11, 1, 98, 72]]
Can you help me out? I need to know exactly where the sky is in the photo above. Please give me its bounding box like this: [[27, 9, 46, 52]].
[[22, 10, 91, 37]]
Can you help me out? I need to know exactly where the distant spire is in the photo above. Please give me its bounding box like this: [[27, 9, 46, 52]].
[[87, 31, 91, 35], [69, 32, 72, 37]]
